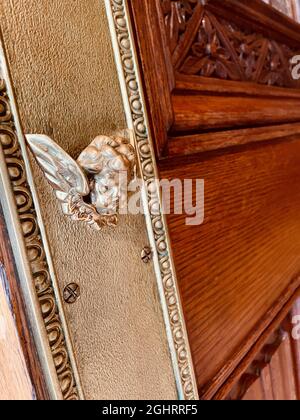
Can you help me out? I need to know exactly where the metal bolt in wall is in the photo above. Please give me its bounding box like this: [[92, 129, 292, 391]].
[[141, 246, 153, 264], [63, 283, 80, 304]]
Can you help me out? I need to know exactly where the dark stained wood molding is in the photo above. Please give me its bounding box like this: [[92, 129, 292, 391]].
[[207, 0, 300, 48], [290, 300, 300, 399], [175, 73, 300, 99], [215, 296, 300, 400], [130, 0, 300, 400], [0, 205, 49, 400], [172, 94, 300, 133]]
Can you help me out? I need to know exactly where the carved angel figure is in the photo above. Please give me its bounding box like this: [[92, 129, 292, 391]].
[[26, 133, 136, 230]]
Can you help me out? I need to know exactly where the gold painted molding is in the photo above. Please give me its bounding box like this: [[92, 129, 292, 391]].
[[105, 0, 199, 400], [0, 33, 82, 400]]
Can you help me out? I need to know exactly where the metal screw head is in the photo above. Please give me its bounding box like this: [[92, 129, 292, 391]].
[[141, 246, 153, 264], [63, 283, 80, 304]]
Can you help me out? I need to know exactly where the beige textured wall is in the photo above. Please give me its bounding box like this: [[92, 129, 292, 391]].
[[0, 0, 177, 400]]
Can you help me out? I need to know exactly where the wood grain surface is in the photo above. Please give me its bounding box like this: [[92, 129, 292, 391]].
[[130, 0, 300, 400], [161, 138, 300, 397], [168, 123, 300, 157], [172, 94, 300, 133], [223, 300, 300, 400]]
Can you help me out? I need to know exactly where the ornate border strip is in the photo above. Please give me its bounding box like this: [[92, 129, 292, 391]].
[[0, 34, 82, 400], [105, 0, 199, 400]]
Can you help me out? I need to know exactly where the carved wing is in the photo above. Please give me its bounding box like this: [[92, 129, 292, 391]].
[[26, 134, 89, 215], [26, 134, 120, 230]]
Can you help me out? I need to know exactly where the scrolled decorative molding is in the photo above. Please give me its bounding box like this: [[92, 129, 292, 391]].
[[0, 65, 80, 400], [106, 0, 199, 400]]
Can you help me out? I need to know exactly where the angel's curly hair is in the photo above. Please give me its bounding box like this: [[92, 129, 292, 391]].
[[77, 135, 136, 176]]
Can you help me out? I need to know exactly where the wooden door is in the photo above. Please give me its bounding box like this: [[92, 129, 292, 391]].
[[129, 0, 300, 399]]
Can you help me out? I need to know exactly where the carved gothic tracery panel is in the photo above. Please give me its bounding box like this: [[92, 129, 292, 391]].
[[160, 0, 299, 87], [226, 307, 300, 401]]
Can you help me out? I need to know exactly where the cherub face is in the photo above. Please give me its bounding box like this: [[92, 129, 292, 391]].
[[90, 170, 125, 215], [77, 135, 135, 215]]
